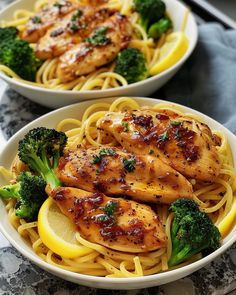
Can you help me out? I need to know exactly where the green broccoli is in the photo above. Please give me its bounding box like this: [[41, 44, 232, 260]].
[[18, 127, 67, 190], [0, 172, 47, 221], [114, 48, 148, 84], [0, 27, 42, 81], [168, 199, 221, 267], [0, 27, 18, 43], [134, 0, 166, 32], [148, 17, 172, 39]]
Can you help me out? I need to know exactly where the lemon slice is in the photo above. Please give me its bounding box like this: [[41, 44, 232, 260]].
[[218, 198, 236, 238], [150, 32, 189, 75], [38, 197, 92, 258]]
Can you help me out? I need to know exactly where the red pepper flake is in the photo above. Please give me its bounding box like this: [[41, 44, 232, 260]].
[[156, 114, 169, 121], [183, 145, 199, 162], [132, 115, 153, 129]]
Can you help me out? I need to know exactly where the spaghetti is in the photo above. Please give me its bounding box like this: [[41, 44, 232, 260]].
[[1, 97, 236, 277], [0, 0, 189, 91]]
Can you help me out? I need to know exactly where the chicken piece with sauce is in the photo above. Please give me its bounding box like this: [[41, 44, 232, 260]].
[[97, 109, 221, 182], [56, 147, 193, 204], [35, 7, 116, 60], [56, 13, 132, 82], [20, 0, 79, 43], [51, 186, 167, 253]]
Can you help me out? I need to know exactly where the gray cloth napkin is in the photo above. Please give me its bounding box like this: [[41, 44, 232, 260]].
[[162, 23, 236, 134]]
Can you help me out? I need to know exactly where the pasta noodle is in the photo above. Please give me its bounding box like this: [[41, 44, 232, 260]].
[[0, 0, 189, 91], [1, 97, 236, 277]]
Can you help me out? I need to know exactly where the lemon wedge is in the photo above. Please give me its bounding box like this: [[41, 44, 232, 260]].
[[38, 197, 92, 258], [150, 32, 189, 75], [218, 198, 236, 238]]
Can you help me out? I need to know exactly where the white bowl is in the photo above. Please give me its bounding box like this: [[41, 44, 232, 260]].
[[0, 97, 235, 290], [0, 0, 198, 108]]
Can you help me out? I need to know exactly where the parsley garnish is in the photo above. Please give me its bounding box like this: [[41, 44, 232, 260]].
[[53, 2, 64, 9], [70, 23, 79, 32], [86, 27, 110, 46], [71, 9, 82, 21], [32, 16, 42, 24], [102, 201, 118, 217], [122, 121, 129, 132], [123, 157, 136, 172], [96, 169, 100, 175], [91, 148, 117, 164], [100, 149, 117, 157], [171, 121, 181, 127], [149, 149, 154, 155], [158, 131, 169, 141]]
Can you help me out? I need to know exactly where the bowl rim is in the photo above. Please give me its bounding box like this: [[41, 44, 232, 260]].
[[0, 0, 198, 95], [0, 96, 236, 286]]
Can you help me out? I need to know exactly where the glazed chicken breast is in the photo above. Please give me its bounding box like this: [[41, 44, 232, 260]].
[[20, 0, 79, 43], [56, 13, 132, 82], [36, 7, 116, 60], [56, 147, 193, 204], [97, 109, 221, 182], [51, 187, 167, 252]]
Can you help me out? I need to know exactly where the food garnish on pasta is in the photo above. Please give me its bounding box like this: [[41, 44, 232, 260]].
[[1, 97, 236, 277]]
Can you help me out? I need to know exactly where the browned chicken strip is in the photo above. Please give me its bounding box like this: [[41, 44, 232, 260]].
[[97, 109, 221, 182], [36, 7, 116, 60], [56, 13, 132, 82], [51, 187, 167, 252], [56, 147, 193, 204], [20, 0, 79, 43]]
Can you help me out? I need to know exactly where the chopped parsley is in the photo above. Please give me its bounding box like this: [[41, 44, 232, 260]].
[[100, 148, 117, 157], [91, 148, 117, 164], [96, 169, 100, 175], [158, 131, 169, 141], [70, 23, 80, 32], [71, 9, 82, 21], [170, 121, 182, 127], [122, 121, 129, 132], [32, 16, 42, 24], [149, 149, 154, 155], [86, 27, 111, 46], [53, 2, 64, 9], [102, 200, 118, 217], [123, 157, 136, 172]]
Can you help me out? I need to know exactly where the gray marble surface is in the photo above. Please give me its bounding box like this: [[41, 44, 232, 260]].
[[1, 0, 236, 294]]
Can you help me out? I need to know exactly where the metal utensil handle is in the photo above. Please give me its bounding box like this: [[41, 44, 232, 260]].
[[183, 0, 236, 29]]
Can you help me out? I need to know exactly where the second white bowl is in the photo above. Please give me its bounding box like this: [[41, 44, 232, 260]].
[[0, 0, 198, 108]]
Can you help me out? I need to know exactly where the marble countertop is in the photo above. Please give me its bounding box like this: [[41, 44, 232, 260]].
[[1, 1, 236, 294]]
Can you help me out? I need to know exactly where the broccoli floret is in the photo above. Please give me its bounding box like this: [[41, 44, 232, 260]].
[[114, 48, 148, 84], [148, 17, 172, 39], [134, 0, 166, 31], [0, 172, 47, 221], [0, 27, 18, 43], [0, 27, 42, 81], [18, 127, 67, 190], [0, 128, 67, 220], [168, 199, 221, 267]]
